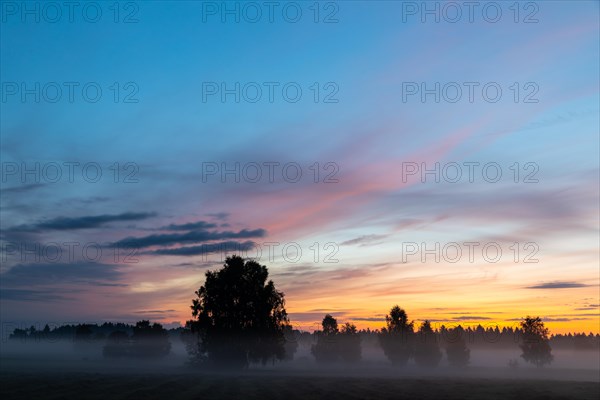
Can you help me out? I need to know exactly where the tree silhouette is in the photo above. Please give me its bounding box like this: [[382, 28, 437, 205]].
[[311, 314, 340, 364], [129, 320, 171, 357], [519, 316, 553, 367], [73, 324, 95, 354], [339, 322, 361, 363], [282, 325, 299, 361], [9, 328, 28, 341], [414, 320, 442, 368], [74, 324, 93, 342], [444, 326, 470, 368], [103, 330, 129, 358], [190, 255, 291, 368], [379, 305, 414, 366], [322, 314, 339, 335], [181, 320, 204, 365]]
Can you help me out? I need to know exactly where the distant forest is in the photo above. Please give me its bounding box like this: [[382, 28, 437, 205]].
[[8, 319, 600, 349]]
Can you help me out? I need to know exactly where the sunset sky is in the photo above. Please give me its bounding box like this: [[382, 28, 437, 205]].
[[1, 1, 598, 335]]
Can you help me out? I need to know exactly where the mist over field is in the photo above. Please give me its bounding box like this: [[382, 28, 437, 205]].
[[1, 333, 599, 400], [1, 329, 598, 377]]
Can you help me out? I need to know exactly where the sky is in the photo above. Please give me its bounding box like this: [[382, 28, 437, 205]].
[[1, 1, 599, 335]]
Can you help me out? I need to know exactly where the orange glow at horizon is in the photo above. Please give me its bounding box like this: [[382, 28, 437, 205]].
[[161, 303, 599, 336]]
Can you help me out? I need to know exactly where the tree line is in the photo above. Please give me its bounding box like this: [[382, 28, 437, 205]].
[[8, 256, 599, 368]]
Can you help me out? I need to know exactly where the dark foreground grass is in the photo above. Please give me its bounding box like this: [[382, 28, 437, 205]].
[[1, 373, 599, 400]]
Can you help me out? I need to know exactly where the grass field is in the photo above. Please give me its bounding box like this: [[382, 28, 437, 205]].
[[1, 372, 599, 400]]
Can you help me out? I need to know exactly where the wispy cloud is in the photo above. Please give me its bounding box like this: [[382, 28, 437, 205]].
[[451, 316, 492, 321], [0, 183, 46, 195], [160, 220, 217, 231], [10, 212, 156, 232], [0, 288, 75, 302], [206, 212, 229, 220], [353, 317, 386, 322], [135, 309, 177, 314], [525, 281, 589, 289], [150, 240, 256, 256], [114, 228, 266, 249], [1, 262, 124, 287], [341, 234, 388, 247]]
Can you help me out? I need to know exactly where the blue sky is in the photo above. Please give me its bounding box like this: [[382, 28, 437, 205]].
[[1, 1, 598, 333]]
